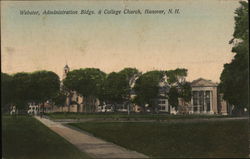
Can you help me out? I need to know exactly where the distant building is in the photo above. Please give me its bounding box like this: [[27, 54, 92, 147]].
[[132, 74, 172, 113], [156, 75, 170, 113], [59, 64, 99, 113], [189, 78, 218, 114], [184, 78, 229, 115]]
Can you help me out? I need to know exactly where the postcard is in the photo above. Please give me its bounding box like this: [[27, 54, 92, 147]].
[[1, 0, 249, 158]]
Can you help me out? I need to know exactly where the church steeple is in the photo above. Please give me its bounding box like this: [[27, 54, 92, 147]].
[[63, 64, 70, 79]]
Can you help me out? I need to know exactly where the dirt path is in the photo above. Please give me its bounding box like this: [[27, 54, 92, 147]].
[[35, 116, 148, 158]]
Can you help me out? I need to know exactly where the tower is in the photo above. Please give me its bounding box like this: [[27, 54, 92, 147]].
[[62, 64, 70, 79]]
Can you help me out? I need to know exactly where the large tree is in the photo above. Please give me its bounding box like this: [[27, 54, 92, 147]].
[[118, 68, 141, 114], [168, 86, 179, 110], [119, 68, 140, 83], [2, 71, 60, 114], [1, 73, 14, 113], [63, 68, 106, 112], [29, 71, 60, 113], [179, 82, 192, 102], [166, 68, 191, 110], [51, 90, 67, 111], [133, 70, 164, 112], [101, 72, 130, 111], [11, 72, 32, 111], [166, 68, 187, 85], [100, 68, 140, 112], [220, 1, 249, 114]]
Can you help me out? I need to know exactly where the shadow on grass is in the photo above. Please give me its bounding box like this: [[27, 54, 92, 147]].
[[69, 119, 249, 158], [2, 115, 90, 159]]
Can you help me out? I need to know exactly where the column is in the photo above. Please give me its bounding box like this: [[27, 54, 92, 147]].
[[203, 91, 207, 113], [190, 95, 194, 114], [210, 91, 213, 114], [197, 91, 201, 113]]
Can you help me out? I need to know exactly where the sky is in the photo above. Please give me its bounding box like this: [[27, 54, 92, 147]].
[[1, 0, 240, 82]]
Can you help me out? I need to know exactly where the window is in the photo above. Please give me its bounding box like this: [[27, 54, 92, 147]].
[[199, 91, 204, 111], [160, 106, 166, 110], [193, 91, 198, 106], [158, 100, 166, 104], [193, 106, 198, 112]]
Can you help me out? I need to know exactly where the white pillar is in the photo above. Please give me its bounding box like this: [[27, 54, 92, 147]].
[[190, 94, 194, 114], [210, 91, 213, 114], [197, 91, 201, 113], [203, 91, 206, 114]]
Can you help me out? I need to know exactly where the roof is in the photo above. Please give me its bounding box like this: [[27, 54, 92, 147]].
[[64, 64, 69, 68], [191, 78, 218, 87]]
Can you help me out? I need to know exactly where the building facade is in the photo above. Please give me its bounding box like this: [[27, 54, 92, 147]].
[[189, 78, 219, 114]]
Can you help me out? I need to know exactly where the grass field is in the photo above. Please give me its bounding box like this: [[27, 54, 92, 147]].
[[2, 115, 90, 159], [47, 112, 229, 120], [69, 119, 249, 158]]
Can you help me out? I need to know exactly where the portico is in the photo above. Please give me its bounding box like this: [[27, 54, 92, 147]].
[[189, 78, 218, 114]]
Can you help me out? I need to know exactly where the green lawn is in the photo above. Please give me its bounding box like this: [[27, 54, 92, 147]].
[[2, 115, 90, 159], [69, 120, 249, 158], [47, 112, 229, 120]]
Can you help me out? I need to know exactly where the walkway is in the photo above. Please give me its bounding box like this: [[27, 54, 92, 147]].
[[35, 116, 148, 158], [52, 116, 248, 124]]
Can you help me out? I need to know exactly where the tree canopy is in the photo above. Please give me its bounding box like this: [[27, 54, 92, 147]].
[[102, 72, 130, 105], [168, 86, 179, 109], [220, 1, 249, 112], [133, 70, 164, 109], [63, 68, 106, 98], [1, 73, 14, 111], [1, 71, 60, 112], [118, 67, 140, 83], [29, 71, 60, 103], [166, 68, 187, 85]]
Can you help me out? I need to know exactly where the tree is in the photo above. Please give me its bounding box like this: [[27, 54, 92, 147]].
[[168, 86, 179, 110], [118, 68, 141, 114], [51, 90, 67, 112], [119, 68, 140, 83], [63, 68, 106, 112], [166, 68, 187, 85], [29, 71, 60, 114], [1, 73, 14, 113], [52, 91, 67, 106], [101, 72, 130, 111], [179, 82, 192, 102], [166, 69, 191, 112], [133, 70, 164, 112], [12, 72, 31, 111], [167, 82, 191, 110], [220, 1, 249, 114]]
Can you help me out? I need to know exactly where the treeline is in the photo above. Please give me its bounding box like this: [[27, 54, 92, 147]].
[[1, 71, 60, 113], [1, 68, 191, 113]]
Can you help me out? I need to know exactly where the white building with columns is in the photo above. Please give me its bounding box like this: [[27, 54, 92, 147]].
[[189, 78, 218, 114]]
